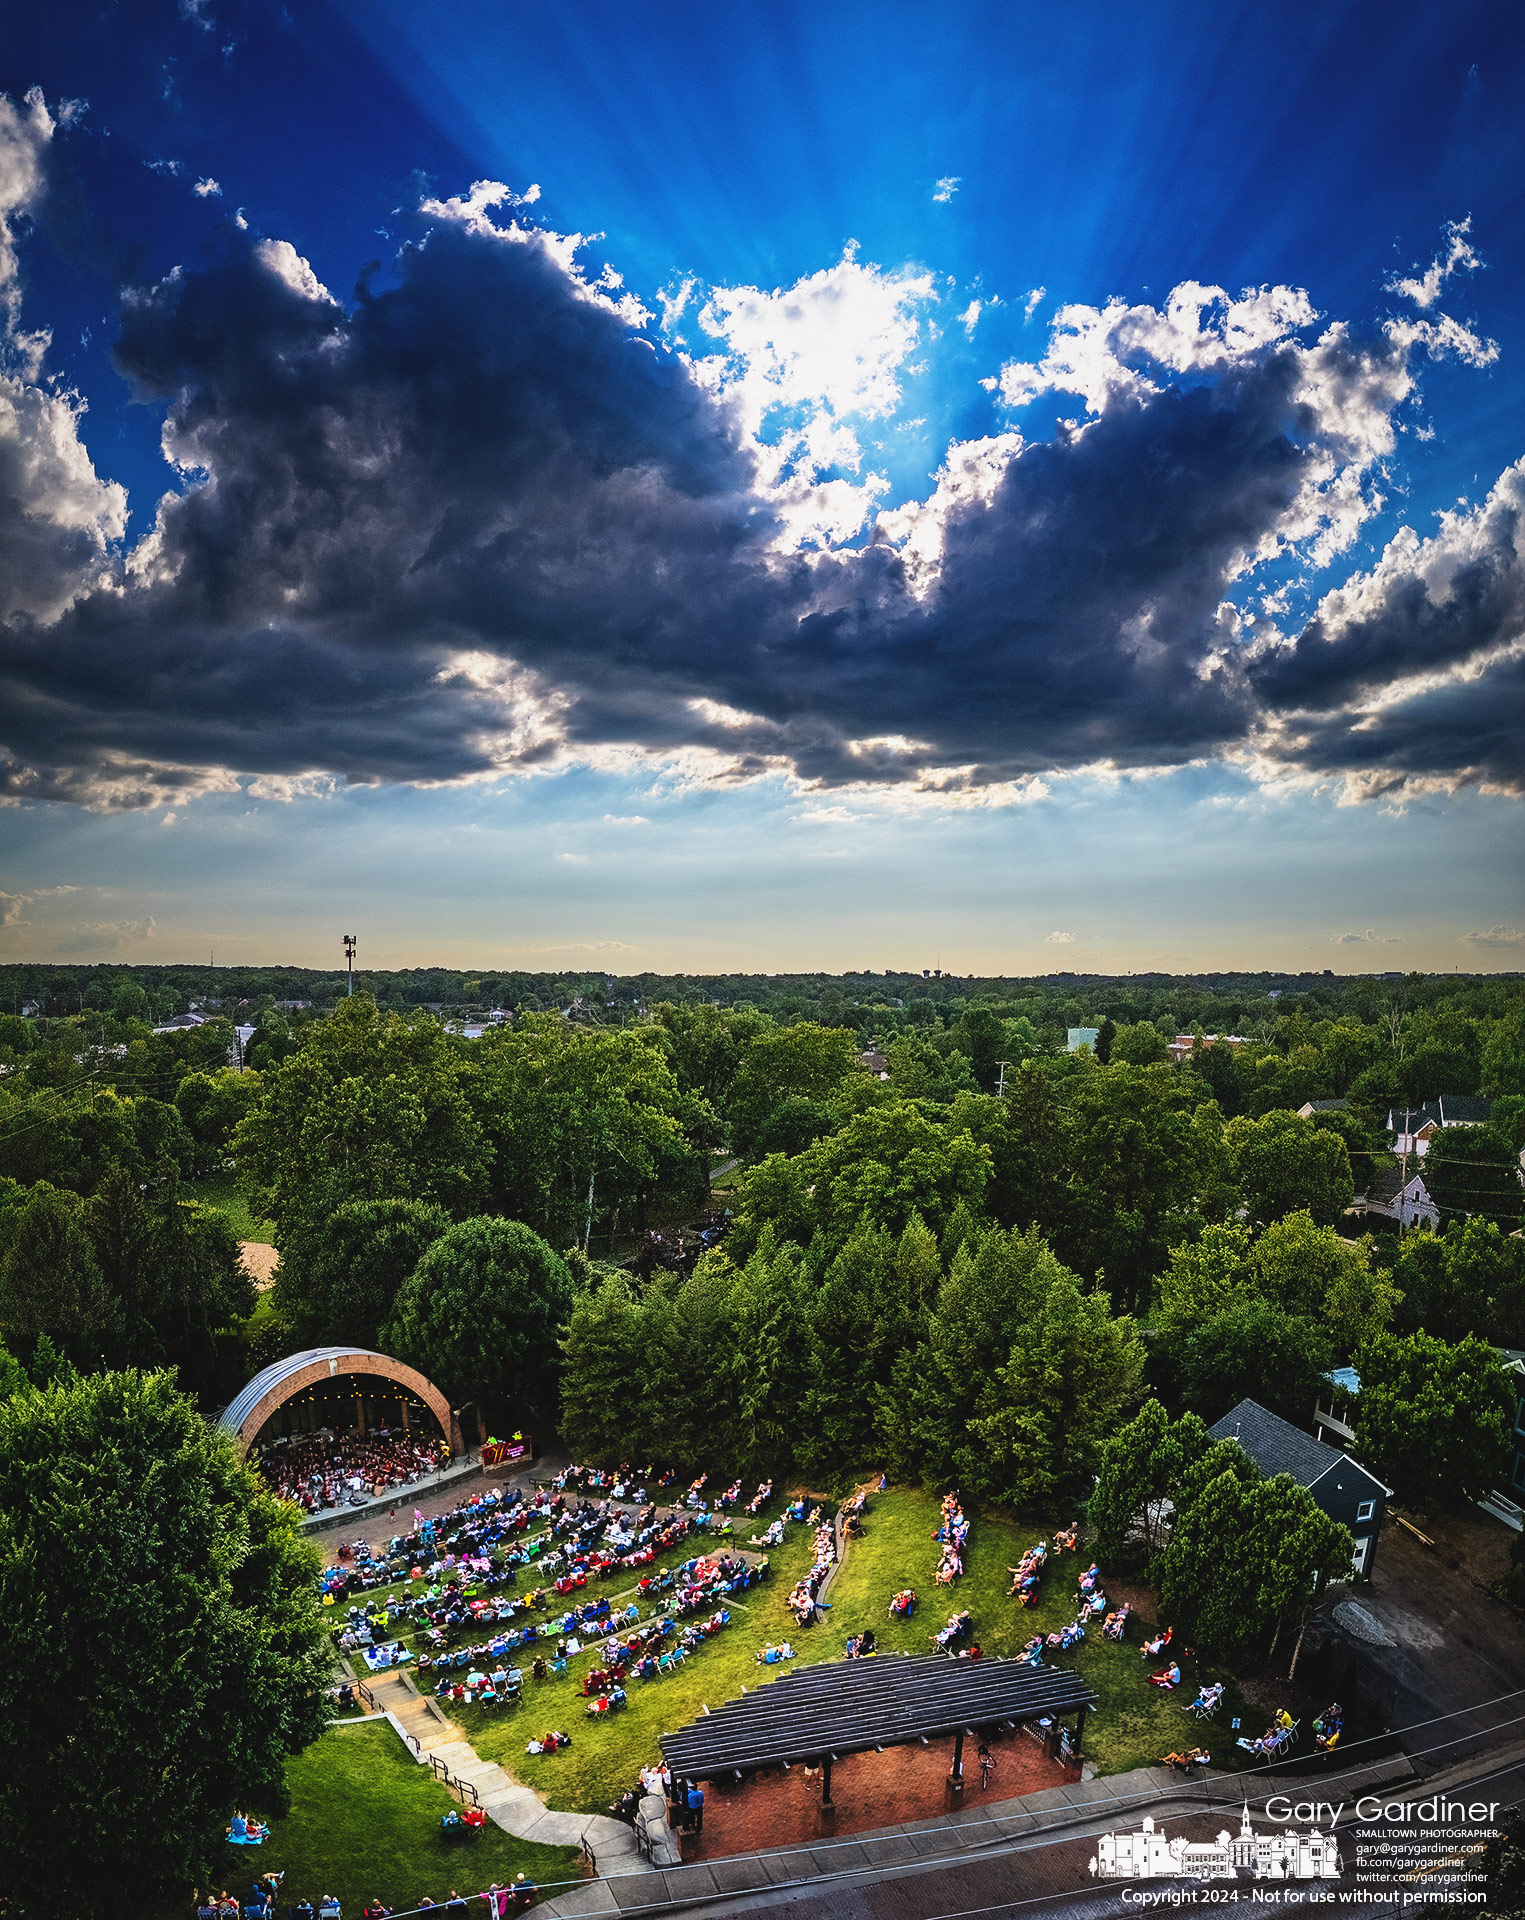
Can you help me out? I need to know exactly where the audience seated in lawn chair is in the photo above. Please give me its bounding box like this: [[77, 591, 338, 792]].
[[1101, 1605, 1130, 1642], [1045, 1617, 1087, 1651], [1185, 1681, 1224, 1719], [1141, 1626, 1173, 1659]]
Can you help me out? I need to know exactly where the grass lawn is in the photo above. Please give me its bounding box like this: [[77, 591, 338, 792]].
[[458, 1502, 832, 1813], [820, 1488, 1257, 1777], [204, 1722, 581, 1914], [452, 1485, 1264, 1803], [185, 1170, 276, 1243]]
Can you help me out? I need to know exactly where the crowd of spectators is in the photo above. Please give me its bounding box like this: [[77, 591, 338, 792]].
[[256, 1429, 447, 1512]]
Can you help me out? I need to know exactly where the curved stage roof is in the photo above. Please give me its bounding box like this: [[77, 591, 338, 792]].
[[219, 1346, 456, 1457], [219, 1347, 379, 1437]]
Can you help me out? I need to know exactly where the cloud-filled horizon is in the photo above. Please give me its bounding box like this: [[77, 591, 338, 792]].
[[0, 0, 1521, 966]]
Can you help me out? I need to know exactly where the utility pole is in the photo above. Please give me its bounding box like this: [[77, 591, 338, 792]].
[[343, 933, 357, 996], [995, 1059, 1012, 1097]]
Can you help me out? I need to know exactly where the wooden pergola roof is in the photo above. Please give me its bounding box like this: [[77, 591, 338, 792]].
[[660, 1654, 1096, 1778]]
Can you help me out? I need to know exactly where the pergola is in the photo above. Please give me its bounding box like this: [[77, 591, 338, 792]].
[[661, 1654, 1097, 1811]]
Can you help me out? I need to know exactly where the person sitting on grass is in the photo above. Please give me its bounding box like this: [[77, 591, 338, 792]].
[[1162, 1747, 1211, 1774], [1140, 1626, 1172, 1658], [1149, 1660, 1183, 1689]]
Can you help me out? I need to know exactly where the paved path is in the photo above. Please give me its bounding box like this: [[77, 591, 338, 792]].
[[354, 1661, 650, 1871]]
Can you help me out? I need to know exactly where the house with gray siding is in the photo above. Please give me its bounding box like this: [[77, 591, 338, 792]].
[[1209, 1398, 1390, 1579]]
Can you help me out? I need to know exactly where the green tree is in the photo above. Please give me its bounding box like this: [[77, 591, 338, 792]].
[[385, 1217, 574, 1430], [1057, 1064, 1201, 1308], [875, 1225, 1059, 1486], [475, 1016, 698, 1244], [1424, 1122, 1525, 1230], [1156, 1224, 1254, 1333], [1352, 1330, 1514, 1508], [559, 1271, 652, 1464], [1177, 1303, 1334, 1426], [1088, 1399, 1209, 1561], [1110, 1022, 1170, 1067], [726, 1023, 865, 1159], [235, 997, 489, 1236], [1393, 1218, 1525, 1346], [272, 1198, 450, 1350], [0, 1181, 121, 1369], [0, 1369, 329, 1915], [733, 1101, 991, 1257], [175, 1068, 262, 1167], [1226, 1108, 1354, 1225], [1155, 1452, 1353, 1663]]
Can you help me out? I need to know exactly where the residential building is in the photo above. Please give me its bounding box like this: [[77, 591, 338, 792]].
[[1209, 1398, 1389, 1578], [1386, 1095, 1492, 1157], [1313, 1365, 1362, 1448], [858, 1050, 890, 1079], [1297, 1098, 1350, 1119], [1165, 1032, 1249, 1063], [1354, 1162, 1440, 1230]]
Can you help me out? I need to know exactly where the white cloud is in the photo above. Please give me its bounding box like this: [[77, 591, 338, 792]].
[[0, 891, 26, 926], [690, 249, 935, 550], [145, 157, 182, 177], [1046, 930, 1076, 944], [933, 177, 960, 203], [985, 276, 1503, 578], [1388, 217, 1480, 309], [1462, 925, 1525, 947], [1023, 286, 1046, 321], [1333, 929, 1400, 944], [253, 237, 335, 305], [193, 176, 221, 198], [602, 812, 649, 826], [958, 299, 982, 338], [0, 90, 131, 623]]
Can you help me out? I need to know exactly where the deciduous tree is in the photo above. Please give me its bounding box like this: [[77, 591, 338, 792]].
[[385, 1216, 574, 1430], [0, 1369, 329, 1916]]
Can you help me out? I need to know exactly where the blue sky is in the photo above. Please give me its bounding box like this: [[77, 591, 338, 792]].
[[0, 0, 1521, 971]]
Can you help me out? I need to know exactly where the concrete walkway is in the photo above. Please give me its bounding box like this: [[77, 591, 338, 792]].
[[354, 1661, 650, 1870], [531, 1748, 1419, 1918]]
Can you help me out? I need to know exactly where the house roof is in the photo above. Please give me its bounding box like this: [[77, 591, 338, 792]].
[[1210, 1398, 1344, 1487], [1305, 1099, 1350, 1113], [659, 1654, 1095, 1779], [1437, 1095, 1492, 1126], [1388, 1104, 1441, 1133], [1366, 1162, 1429, 1205]]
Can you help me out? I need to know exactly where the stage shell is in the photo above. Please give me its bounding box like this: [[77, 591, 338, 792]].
[[218, 1346, 462, 1456]]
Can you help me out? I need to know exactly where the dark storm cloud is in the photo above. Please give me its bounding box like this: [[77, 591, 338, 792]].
[[0, 199, 1521, 803]]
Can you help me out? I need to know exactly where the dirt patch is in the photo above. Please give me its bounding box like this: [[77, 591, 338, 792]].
[[240, 1240, 279, 1289], [1389, 1501, 1516, 1591]]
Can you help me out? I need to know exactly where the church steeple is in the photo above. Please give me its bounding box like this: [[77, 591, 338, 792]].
[[1240, 1802, 1254, 1839]]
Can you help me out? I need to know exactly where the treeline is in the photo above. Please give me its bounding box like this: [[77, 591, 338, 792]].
[[0, 989, 1521, 1474]]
